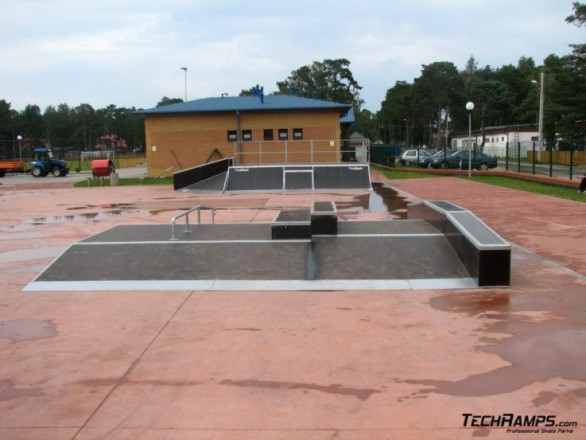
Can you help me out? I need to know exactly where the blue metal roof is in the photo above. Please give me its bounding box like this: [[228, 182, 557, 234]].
[[340, 107, 355, 124], [137, 95, 352, 115]]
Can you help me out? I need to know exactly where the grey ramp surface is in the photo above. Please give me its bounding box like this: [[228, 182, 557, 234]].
[[81, 224, 273, 243], [223, 164, 372, 192], [81, 221, 440, 244], [184, 172, 227, 192], [313, 165, 371, 189], [313, 236, 469, 280], [285, 169, 313, 190], [36, 234, 467, 283], [226, 167, 284, 191], [37, 242, 309, 281]]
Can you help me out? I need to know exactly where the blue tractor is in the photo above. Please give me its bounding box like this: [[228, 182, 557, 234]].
[[30, 148, 69, 177]]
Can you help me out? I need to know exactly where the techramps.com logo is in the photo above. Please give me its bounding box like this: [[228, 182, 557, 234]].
[[462, 413, 579, 434]]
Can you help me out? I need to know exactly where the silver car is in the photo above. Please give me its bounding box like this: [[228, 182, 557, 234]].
[[399, 149, 432, 166]]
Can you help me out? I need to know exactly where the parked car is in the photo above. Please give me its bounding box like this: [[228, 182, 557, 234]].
[[420, 149, 457, 168], [430, 150, 498, 170], [399, 149, 432, 166]]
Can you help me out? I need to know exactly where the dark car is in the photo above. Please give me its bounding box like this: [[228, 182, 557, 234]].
[[420, 149, 457, 168], [430, 150, 498, 171]]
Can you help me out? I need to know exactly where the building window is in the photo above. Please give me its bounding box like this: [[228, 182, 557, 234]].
[[293, 128, 303, 140], [242, 130, 252, 141], [227, 130, 237, 142], [264, 129, 274, 141], [278, 129, 288, 140]]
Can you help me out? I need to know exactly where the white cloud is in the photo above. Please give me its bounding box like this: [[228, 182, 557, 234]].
[[0, 0, 582, 111]]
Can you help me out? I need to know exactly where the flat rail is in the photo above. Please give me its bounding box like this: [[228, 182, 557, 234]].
[[170, 205, 216, 240]]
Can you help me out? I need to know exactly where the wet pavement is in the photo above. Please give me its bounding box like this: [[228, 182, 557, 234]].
[[0, 168, 584, 439]]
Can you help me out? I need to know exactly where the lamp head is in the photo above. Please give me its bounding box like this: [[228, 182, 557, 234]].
[[466, 102, 475, 111]]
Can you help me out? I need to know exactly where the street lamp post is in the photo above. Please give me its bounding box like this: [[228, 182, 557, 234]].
[[180, 67, 188, 102], [16, 135, 23, 163], [531, 72, 545, 149], [466, 102, 474, 178]]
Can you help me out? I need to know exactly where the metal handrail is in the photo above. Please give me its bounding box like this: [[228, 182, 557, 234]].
[[170, 205, 216, 240]]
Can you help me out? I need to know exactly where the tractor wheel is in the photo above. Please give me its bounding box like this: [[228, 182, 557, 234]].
[[31, 166, 43, 177], [52, 168, 62, 177]]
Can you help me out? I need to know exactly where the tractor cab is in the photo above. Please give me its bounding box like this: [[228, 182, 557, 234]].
[[33, 148, 53, 163]]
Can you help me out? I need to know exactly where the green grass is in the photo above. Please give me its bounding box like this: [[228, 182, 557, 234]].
[[74, 176, 173, 187], [371, 164, 584, 203], [466, 175, 585, 203]]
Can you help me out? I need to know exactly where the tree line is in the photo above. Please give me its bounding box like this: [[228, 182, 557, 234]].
[[0, 101, 146, 157], [253, 2, 586, 151], [1, 3, 584, 158]]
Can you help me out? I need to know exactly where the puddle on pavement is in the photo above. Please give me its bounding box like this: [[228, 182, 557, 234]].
[[430, 291, 511, 317], [0, 225, 35, 232], [24, 185, 408, 224], [0, 380, 45, 400], [26, 210, 124, 225], [220, 379, 381, 401], [337, 182, 409, 218], [398, 290, 586, 399], [65, 203, 134, 211], [26, 207, 193, 224], [0, 320, 57, 341]]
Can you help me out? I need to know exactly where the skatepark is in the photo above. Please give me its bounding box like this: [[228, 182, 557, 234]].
[[0, 165, 584, 439]]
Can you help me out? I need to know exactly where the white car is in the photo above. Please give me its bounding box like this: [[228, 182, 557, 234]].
[[399, 149, 432, 166]]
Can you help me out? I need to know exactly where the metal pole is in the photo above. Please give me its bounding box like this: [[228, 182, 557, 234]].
[[549, 145, 553, 177], [538, 72, 544, 149], [466, 102, 474, 178], [17, 135, 23, 163], [180, 67, 188, 101], [468, 112, 472, 177]]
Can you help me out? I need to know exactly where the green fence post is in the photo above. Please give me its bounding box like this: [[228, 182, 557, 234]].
[[549, 143, 553, 178], [569, 146, 574, 180]]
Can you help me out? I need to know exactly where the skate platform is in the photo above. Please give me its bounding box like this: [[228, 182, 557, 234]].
[[24, 219, 478, 292], [24, 199, 511, 292], [174, 160, 372, 193]]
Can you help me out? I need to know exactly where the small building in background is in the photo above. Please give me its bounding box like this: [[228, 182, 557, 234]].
[[350, 132, 369, 162], [136, 92, 353, 177], [451, 124, 539, 158]]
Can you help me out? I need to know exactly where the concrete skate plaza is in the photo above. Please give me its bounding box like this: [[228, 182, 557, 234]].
[[0, 168, 584, 439]]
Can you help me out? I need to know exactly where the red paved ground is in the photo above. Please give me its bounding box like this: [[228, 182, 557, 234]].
[[0, 171, 584, 439]]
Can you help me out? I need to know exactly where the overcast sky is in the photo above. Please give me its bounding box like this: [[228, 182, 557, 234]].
[[0, 0, 582, 113]]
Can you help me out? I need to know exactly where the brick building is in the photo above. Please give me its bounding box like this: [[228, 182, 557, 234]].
[[137, 94, 354, 177]]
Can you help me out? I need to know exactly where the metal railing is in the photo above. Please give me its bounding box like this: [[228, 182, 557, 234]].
[[233, 139, 370, 165], [170, 205, 216, 240]]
